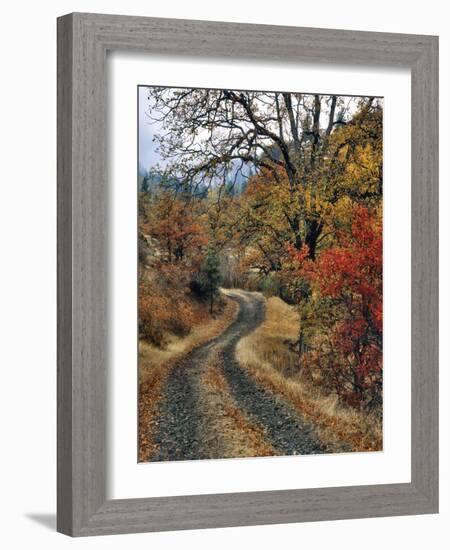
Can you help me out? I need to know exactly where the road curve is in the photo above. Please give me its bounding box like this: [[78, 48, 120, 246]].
[[149, 289, 324, 462]]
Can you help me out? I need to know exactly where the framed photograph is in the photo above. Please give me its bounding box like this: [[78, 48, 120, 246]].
[[57, 13, 438, 536]]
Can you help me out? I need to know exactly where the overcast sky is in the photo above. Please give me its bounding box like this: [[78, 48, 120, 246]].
[[138, 86, 163, 173]]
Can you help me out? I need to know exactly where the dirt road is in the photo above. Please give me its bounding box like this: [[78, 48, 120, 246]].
[[149, 289, 325, 461]]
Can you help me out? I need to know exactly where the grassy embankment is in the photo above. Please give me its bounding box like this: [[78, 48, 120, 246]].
[[236, 296, 382, 453]]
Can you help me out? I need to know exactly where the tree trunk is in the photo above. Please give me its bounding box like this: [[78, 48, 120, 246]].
[[305, 219, 323, 260]]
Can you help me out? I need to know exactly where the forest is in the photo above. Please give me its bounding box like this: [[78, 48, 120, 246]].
[[138, 87, 383, 461]]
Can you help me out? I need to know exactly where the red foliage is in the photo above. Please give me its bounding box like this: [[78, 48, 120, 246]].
[[289, 205, 382, 409], [309, 205, 382, 333]]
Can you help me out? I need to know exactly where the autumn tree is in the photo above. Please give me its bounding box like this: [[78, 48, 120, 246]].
[[142, 190, 207, 266], [144, 88, 381, 262], [288, 205, 382, 410]]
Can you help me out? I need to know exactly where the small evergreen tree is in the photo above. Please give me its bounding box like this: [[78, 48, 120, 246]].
[[196, 250, 223, 314]]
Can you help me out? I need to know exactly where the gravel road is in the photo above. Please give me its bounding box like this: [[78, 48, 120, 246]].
[[150, 290, 325, 461]]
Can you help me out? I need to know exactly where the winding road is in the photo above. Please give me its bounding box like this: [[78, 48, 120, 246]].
[[150, 289, 325, 461]]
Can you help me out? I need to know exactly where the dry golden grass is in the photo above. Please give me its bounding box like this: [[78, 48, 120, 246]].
[[139, 295, 238, 462], [200, 358, 275, 459], [236, 296, 382, 453]]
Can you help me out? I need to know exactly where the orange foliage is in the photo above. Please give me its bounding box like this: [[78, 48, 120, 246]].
[[144, 191, 207, 266]]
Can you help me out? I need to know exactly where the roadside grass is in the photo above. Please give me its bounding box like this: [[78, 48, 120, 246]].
[[139, 294, 238, 462], [236, 296, 382, 453], [200, 357, 276, 459]]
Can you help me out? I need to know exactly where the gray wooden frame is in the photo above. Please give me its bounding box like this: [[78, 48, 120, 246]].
[[57, 12, 438, 537]]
